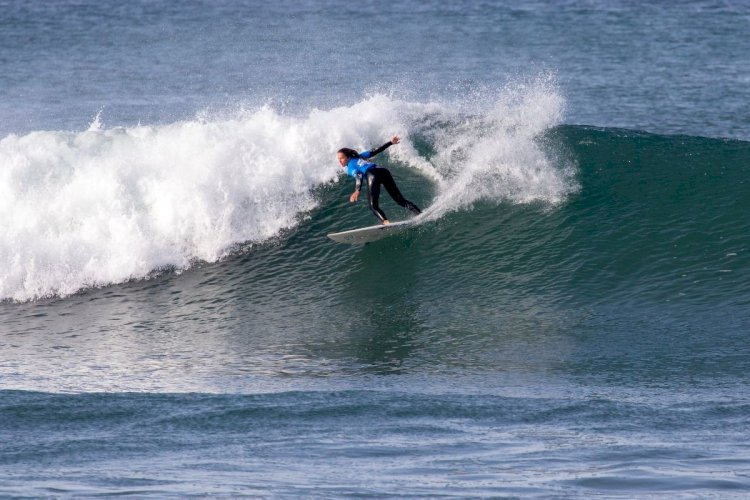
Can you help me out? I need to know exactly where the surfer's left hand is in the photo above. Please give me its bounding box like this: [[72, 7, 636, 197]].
[[391, 135, 401, 145], [350, 191, 360, 202]]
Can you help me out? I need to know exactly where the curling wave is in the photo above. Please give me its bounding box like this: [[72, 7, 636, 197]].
[[0, 79, 572, 301]]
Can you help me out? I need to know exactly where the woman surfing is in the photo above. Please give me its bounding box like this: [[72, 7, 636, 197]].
[[337, 136, 421, 225]]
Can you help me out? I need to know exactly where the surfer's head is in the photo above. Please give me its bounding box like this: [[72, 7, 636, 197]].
[[337, 148, 359, 167]]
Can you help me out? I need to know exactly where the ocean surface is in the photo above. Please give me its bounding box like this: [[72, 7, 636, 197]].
[[1, 0, 750, 497]]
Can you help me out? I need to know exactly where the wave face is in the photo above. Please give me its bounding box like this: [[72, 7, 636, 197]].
[[2, 84, 749, 309], [550, 127, 750, 309], [0, 79, 573, 301]]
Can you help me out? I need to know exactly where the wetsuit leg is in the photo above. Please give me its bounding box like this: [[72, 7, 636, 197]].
[[379, 168, 422, 215], [366, 170, 388, 223]]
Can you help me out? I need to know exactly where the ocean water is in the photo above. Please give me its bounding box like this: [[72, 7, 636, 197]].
[[1, 0, 750, 497]]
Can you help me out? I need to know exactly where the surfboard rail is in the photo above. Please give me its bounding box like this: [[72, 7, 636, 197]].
[[327, 220, 412, 244]]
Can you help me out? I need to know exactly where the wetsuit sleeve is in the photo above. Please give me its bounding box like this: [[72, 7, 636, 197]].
[[360, 141, 393, 159], [354, 172, 363, 192]]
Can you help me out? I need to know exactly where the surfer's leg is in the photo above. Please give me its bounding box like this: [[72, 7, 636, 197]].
[[380, 168, 422, 215], [366, 170, 388, 223]]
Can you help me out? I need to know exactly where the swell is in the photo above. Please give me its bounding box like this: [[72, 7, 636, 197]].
[[552, 126, 750, 307], [3, 389, 748, 440], [3, 389, 749, 496]]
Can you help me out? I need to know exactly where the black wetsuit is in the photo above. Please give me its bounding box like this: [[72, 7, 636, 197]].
[[347, 141, 421, 223], [364, 168, 421, 223]]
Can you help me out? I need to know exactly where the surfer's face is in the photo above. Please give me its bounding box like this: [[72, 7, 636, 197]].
[[337, 152, 348, 167]]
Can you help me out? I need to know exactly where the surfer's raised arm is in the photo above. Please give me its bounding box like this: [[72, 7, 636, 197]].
[[360, 135, 401, 159], [336, 135, 420, 225]]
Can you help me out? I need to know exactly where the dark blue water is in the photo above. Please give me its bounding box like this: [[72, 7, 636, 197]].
[[2, 0, 749, 139], [2, 1, 750, 497]]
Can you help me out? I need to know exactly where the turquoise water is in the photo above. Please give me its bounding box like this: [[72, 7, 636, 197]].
[[2, 1, 750, 497]]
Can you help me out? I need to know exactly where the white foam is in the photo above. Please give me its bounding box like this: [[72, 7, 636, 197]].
[[0, 81, 575, 301], [398, 75, 577, 220]]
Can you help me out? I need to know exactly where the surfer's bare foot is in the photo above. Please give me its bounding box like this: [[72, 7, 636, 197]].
[[382, 220, 390, 225]]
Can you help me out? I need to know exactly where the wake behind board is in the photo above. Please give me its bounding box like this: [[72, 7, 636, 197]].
[[327, 220, 412, 244]]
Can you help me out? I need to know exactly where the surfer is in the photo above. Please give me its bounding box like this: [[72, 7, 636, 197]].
[[337, 136, 421, 225]]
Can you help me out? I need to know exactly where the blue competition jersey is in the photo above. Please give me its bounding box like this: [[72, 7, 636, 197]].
[[345, 150, 376, 178]]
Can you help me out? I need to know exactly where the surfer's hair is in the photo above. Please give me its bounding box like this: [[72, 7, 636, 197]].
[[337, 147, 360, 159]]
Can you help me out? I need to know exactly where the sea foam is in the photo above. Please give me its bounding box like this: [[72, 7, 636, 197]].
[[402, 76, 576, 219], [0, 81, 574, 301]]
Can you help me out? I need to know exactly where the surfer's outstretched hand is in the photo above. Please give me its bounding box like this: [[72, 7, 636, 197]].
[[391, 135, 401, 144], [350, 191, 360, 202]]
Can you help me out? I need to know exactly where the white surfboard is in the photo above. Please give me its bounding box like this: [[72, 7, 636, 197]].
[[327, 220, 413, 244]]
